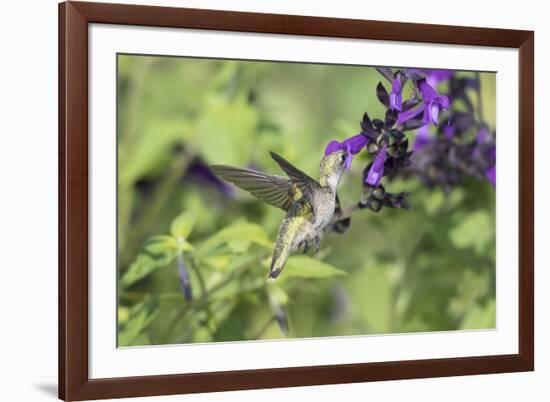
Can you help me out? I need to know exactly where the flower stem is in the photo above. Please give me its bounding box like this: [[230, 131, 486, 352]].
[[119, 150, 194, 271], [189, 257, 216, 335], [159, 253, 268, 343], [251, 316, 276, 340]]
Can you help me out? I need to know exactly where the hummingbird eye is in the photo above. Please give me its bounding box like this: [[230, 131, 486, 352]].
[[340, 153, 347, 163]]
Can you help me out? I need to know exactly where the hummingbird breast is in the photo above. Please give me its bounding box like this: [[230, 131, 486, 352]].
[[311, 187, 337, 232], [269, 188, 336, 279]]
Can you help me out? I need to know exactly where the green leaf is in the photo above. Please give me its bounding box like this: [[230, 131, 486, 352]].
[[120, 236, 177, 289], [228, 239, 251, 254], [449, 210, 492, 254], [118, 300, 158, 346], [170, 211, 196, 238], [267, 283, 289, 306], [177, 241, 194, 252], [143, 235, 178, 253], [118, 306, 130, 324], [424, 191, 444, 215], [343, 259, 394, 332], [275, 255, 347, 281], [460, 300, 496, 330], [202, 255, 232, 271], [195, 96, 259, 166], [196, 221, 272, 257], [119, 119, 190, 184]]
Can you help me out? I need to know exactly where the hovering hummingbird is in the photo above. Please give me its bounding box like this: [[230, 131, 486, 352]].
[[210, 149, 349, 279]]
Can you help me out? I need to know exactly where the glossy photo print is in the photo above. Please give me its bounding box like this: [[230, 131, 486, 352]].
[[116, 54, 496, 347]]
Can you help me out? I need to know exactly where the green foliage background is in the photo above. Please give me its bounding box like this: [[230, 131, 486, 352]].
[[117, 54, 496, 346]]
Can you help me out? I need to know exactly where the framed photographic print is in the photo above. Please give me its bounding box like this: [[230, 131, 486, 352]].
[[59, 1, 534, 400]]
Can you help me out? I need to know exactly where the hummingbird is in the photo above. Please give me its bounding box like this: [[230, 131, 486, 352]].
[[210, 149, 349, 279]]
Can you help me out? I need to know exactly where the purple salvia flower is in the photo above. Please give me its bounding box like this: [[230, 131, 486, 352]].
[[273, 306, 289, 336], [425, 69, 453, 88], [394, 70, 450, 127], [418, 79, 450, 126], [485, 144, 496, 187], [443, 124, 455, 140], [413, 125, 430, 152], [485, 165, 496, 187], [404, 68, 453, 86], [472, 126, 489, 159], [177, 253, 192, 302], [401, 68, 423, 80], [186, 161, 235, 197], [325, 133, 369, 170], [365, 145, 387, 187], [476, 127, 489, 144], [389, 76, 403, 112], [324, 140, 343, 155], [470, 127, 496, 187], [487, 145, 496, 163], [342, 133, 370, 154], [396, 103, 426, 125]]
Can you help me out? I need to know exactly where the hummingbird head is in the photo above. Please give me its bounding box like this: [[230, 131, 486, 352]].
[[319, 150, 348, 190]]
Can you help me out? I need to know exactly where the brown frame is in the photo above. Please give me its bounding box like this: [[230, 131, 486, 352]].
[[59, 1, 534, 400]]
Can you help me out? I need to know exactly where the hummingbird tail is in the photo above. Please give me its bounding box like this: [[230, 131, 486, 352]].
[[269, 241, 292, 280], [268, 267, 282, 280], [269, 256, 286, 279]]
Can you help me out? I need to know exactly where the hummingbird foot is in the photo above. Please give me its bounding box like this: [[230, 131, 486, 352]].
[[298, 236, 321, 254], [306, 236, 321, 255]]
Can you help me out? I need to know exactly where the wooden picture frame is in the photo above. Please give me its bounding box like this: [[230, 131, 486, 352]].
[[59, 1, 534, 400]]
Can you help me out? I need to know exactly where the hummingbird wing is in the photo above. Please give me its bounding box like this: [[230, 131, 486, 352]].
[[269, 151, 320, 212], [210, 165, 299, 211]]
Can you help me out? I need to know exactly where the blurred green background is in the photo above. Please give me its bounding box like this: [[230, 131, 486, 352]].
[[116, 54, 496, 347]]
